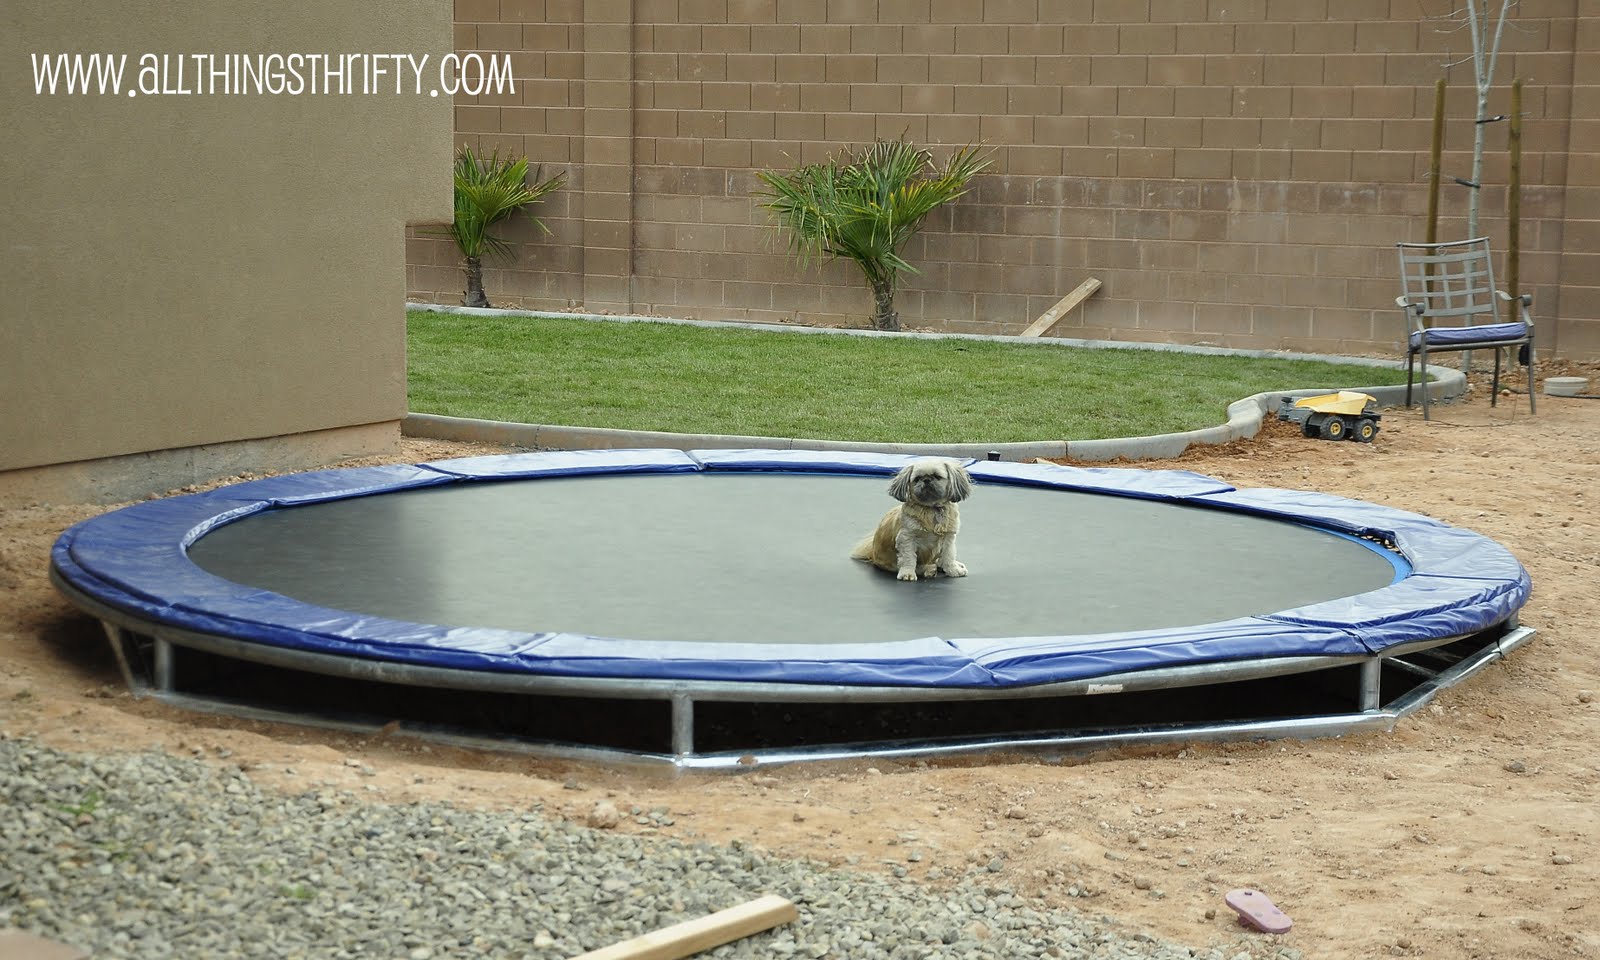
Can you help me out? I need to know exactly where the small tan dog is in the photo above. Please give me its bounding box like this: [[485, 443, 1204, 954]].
[[850, 459, 973, 581]]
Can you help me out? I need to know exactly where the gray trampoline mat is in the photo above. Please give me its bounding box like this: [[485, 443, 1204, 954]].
[[186, 472, 1399, 646]]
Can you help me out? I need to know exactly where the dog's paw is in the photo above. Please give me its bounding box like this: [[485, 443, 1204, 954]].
[[897, 568, 919, 581], [942, 561, 968, 578], [918, 564, 938, 578]]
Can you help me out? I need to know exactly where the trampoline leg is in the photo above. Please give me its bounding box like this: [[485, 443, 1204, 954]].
[[1420, 345, 1431, 420], [1359, 659, 1383, 712], [670, 694, 695, 760], [99, 621, 146, 694], [153, 638, 176, 693]]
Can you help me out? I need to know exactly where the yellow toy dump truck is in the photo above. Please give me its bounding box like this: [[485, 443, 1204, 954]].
[[1275, 391, 1381, 443]]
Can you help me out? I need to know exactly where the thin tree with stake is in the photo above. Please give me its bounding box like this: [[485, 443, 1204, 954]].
[[1428, 0, 1521, 241], [1422, 0, 1522, 370]]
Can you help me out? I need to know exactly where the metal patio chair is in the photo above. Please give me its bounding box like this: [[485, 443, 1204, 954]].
[[1395, 237, 1535, 420]]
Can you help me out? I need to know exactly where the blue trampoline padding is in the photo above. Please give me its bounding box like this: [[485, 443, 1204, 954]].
[[968, 459, 1235, 499], [428, 447, 700, 480], [51, 449, 1533, 689], [690, 448, 940, 474], [200, 464, 456, 509], [1410, 322, 1527, 349], [953, 618, 1367, 686]]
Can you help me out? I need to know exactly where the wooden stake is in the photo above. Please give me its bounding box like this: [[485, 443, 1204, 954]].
[[567, 895, 799, 960], [1018, 277, 1101, 338]]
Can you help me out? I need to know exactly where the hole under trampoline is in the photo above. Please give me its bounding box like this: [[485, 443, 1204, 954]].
[[50, 449, 1533, 769]]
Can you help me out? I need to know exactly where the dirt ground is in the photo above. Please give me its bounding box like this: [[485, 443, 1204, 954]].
[[3, 366, 1598, 960]]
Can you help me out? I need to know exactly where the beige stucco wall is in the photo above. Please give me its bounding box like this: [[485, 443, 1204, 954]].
[[0, 0, 453, 501]]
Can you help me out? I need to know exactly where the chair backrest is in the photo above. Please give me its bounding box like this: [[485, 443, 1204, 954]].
[[1396, 237, 1501, 327]]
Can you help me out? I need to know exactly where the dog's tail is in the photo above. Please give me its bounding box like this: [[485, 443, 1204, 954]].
[[849, 535, 875, 562]]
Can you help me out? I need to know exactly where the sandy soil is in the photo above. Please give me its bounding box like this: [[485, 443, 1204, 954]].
[[4, 368, 1598, 960]]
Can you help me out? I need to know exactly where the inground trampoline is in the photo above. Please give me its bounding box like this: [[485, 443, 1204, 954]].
[[51, 449, 1534, 768]]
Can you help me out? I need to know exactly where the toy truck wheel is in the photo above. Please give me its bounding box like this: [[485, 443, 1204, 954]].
[[1319, 416, 1346, 441], [1303, 413, 1326, 438], [1354, 418, 1378, 443]]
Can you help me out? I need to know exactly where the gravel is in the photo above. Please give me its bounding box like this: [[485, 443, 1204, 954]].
[[0, 735, 1299, 960]]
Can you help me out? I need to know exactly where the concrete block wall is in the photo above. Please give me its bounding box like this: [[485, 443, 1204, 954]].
[[406, 0, 1597, 359], [1560, 0, 1599, 354]]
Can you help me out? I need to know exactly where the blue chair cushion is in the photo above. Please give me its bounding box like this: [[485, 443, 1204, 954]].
[[1410, 321, 1528, 350]]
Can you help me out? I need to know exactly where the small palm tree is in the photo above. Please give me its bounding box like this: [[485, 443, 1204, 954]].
[[756, 140, 991, 332], [449, 146, 565, 308]]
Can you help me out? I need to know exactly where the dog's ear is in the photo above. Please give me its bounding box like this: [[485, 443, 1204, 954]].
[[887, 464, 915, 502], [945, 461, 973, 502]]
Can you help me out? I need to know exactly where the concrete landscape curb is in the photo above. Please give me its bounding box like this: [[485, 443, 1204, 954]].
[[404, 304, 1467, 462]]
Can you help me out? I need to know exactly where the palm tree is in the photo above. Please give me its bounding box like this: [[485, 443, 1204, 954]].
[[756, 140, 991, 332], [449, 146, 565, 308]]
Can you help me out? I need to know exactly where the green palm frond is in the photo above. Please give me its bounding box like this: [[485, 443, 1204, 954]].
[[448, 146, 565, 261], [755, 140, 992, 326]]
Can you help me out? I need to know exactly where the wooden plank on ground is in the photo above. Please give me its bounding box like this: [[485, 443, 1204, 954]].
[[1018, 277, 1102, 337], [0, 929, 90, 960], [568, 895, 799, 960]]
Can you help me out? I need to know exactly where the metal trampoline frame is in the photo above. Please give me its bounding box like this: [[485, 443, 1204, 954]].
[[65, 584, 1532, 770]]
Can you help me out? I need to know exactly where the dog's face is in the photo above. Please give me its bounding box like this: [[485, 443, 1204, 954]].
[[887, 459, 973, 507]]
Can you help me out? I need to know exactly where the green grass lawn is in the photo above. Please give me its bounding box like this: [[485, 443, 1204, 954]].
[[407, 311, 1410, 443]]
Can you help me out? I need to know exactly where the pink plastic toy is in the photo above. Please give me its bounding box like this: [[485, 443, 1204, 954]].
[[1225, 888, 1292, 934]]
